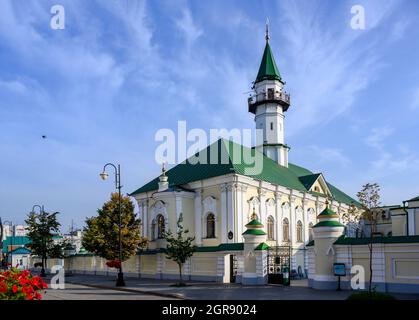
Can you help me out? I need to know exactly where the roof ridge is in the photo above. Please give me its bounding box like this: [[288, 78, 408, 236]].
[[130, 139, 360, 206]]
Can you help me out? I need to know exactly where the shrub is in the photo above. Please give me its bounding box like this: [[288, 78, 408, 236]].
[[0, 268, 48, 300]]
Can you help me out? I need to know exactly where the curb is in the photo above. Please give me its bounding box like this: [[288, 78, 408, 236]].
[[66, 280, 185, 300]]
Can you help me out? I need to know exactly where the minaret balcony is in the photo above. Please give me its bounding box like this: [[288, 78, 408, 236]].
[[248, 90, 290, 114]]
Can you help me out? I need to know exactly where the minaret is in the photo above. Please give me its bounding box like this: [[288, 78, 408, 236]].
[[311, 198, 345, 290], [158, 162, 169, 192], [248, 19, 291, 167]]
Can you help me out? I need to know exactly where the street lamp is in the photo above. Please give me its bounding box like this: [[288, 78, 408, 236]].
[[100, 163, 125, 287], [31, 205, 46, 277], [1, 220, 13, 269]]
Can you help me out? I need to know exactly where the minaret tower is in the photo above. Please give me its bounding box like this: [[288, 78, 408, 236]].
[[248, 19, 291, 167]]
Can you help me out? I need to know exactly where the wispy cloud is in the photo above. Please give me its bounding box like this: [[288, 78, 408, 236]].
[[276, 0, 401, 136], [365, 126, 419, 178], [311, 146, 350, 167], [0, 79, 26, 94], [175, 8, 203, 49], [390, 19, 410, 42], [365, 127, 394, 150]]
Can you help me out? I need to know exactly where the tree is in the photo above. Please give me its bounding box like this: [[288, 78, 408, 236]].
[[25, 210, 62, 277], [82, 193, 148, 262], [341, 202, 363, 237], [164, 214, 196, 286], [356, 182, 381, 293]]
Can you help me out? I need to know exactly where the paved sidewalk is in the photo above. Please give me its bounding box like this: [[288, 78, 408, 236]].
[[60, 274, 347, 300], [43, 282, 176, 300]]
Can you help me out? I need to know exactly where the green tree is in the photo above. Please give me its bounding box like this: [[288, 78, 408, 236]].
[[357, 182, 381, 293], [342, 202, 363, 237], [82, 193, 147, 262], [164, 214, 196, 286], [25, 210, 62, 277]]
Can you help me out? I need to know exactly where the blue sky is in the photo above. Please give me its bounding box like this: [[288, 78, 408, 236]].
[[1, 0, 418, 231]]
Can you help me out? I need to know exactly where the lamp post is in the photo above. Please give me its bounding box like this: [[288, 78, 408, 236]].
[[100, 163, 125, 287], [31, 205, 46, 277], [1, 220, 13, 269]]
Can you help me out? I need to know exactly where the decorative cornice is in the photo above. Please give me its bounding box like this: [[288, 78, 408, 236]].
[[227, 183, 239, 192], [219, 183, 227, 192], [275, 191, 283, 199], [258, 188, 267, 197]]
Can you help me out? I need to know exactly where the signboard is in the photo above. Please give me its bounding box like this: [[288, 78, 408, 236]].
[[333, 263, 346, 276]]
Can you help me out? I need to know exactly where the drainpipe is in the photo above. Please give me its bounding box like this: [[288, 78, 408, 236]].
[[402, 201, 409, 236]]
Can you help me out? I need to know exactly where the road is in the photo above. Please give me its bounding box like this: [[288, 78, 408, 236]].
[[42, 282, 176, 300]]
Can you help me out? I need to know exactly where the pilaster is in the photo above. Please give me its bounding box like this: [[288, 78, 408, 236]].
[[194, 189, 202, 245], [227, 183, 236, 243], [219, 184, 228, 243]]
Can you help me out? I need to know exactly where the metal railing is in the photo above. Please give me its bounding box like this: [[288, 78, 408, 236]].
[[248, 91, 291, 106]]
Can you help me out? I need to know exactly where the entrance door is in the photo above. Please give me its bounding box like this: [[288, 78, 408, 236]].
[[267, 246, 291, 285], [229, 255, 238, 283]]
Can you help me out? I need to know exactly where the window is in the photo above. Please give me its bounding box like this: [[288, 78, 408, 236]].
[[206, 213, 215, 238], [270, 122, 273, 130], [267, 88, 274, 99], [308, 223, 314, 242], [157, 214, 165, 239], [297, 221, 303, 243], [267, 216, 275, 240], [282, 218, 289, 242], [314, 186, 320, 193], [151, 220, 156, 240]]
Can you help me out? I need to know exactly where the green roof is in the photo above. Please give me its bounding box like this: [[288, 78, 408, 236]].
[[255, 42, 281, 84], [194, 243, 244, 252], [8, 247, 31, 255], [255, 243, 271, 250], [407, 196, 419, 202], [217, 243, 244, 251], [298, 173, 321, 190], [246, 219, 264, 227], [313, 220, 344, 228], [2, 236, 31, 251], [334, 235, 419, 245], [138, 243, 244, 255], [318, 207, 338, 217], [243, 229, 267, 235], [130, 139, 359, 206], [76, 247, 91, 255]]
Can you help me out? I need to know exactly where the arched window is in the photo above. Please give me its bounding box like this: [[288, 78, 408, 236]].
[[282, 218, 289, 242], [267, 216, 275, 240], [308, 222, 314, 242], [297, 220, 303, 243], [206, 213, 215, 238], [157, 214, 165, 239], [314, 186, 320, 193], [151, 219, 156, 240]]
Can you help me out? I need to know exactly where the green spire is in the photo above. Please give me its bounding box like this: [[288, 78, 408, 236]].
[[255, 42, 282, 84]]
